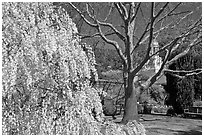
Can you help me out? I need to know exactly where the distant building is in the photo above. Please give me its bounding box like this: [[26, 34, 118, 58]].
[[139, 40, 166, 85], [144, 39, 162, 73], [152, 40, 162, 73]]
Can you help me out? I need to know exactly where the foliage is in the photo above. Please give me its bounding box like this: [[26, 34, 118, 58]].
[[100, 120, 146, 135], [162, 17, 202, 113], [193, 100, 202, 107], [2, 2, 145, 135], [2, 2, 102, 135], [137, 85, 166, 106], [137, 84, 167, 114], [176, 76, 195, 109], [148, 85, 167, 105], [164, 48, 201, 114], [151, 105, 168, 114], [95, 48, 123, 72], [100, 70, 123, 81], [81, 43, 98, 85]]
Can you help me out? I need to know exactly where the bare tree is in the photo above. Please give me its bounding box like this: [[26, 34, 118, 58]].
[[65, 2, 201, 124]]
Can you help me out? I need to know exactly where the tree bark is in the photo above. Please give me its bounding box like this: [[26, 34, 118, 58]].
[[121, 74, 139, 124]]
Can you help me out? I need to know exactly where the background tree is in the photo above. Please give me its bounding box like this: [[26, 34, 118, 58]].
[[164, 43, 202, 114], [65, 2, 202, 123]]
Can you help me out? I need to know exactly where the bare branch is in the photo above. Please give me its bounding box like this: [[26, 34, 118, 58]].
[[164, 68, 202, 79], [147, 24, 201, 77], [154, 2, 182, 25], [87, 3, 96, 17], [92, 40, 100, 51], [141, 25, 200, 88], [170, 10, 192, 16], [164, 68, 202, 74], [118, 2, 128, 19], [167, 34, 201, 66], [127, 2, 133, 21], [79, 31, 121, 39], [175, 11, 194, 25], [70, 2, 201, 91], [152, 18, 201, 58], [131, 3, 186, 54], [131, 3, 155, 76], [79, 33, 100, 39], [98, 21, 126, 42], [139, 4, 149, 24], [180, 17, 201, 37], [139, 10, 194, 45], [69, 3, 97, 27], [154, 2, 169, 19], [131, 22, 150, 54], [149, 37, 180, 59], [130, 2, 141, 23], [147, 2, 155, 53], [75, 17, 84, 33], [168, 2, 182, 14], [133, 13, 201, 88], [140, 4, 194, 45], [81, 3, 127, 43], [86, 3, 96, 21], [142, 40, 173, 89], [103, 3, 114, 22], [69, 2, 127, 65], [95, 21, 127, 65], [185, 71, 202, 77], [166, 72, 202, 79], [114, 3, 126, 22]]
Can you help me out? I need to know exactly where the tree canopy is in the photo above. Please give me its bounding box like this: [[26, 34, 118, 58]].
[[2, 2, 103, 134], [65, 2, 201, 123]]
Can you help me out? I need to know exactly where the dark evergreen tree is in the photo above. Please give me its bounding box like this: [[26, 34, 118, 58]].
[[164, 45, 201, 114]]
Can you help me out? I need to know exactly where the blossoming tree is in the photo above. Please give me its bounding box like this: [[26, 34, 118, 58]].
[[2, 2, 102, 135], [2, 2, 146, 135]]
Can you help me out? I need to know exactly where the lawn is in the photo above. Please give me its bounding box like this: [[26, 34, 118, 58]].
[[140, 114, 202, 135], [107, 114, 202, 135]]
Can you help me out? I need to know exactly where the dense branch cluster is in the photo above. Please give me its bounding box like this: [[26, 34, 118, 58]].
[[68, 2, 201, 89]]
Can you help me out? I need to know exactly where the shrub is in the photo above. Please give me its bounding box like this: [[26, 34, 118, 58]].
[[137, 84, 166, 106], [148, 85, 166, 105], [193, 100, 202, 107], [151, 105, 168, 114]]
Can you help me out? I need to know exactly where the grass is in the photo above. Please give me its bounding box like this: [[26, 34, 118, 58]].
[[140, 114, 202, 135], [106, 114, 202, 135]]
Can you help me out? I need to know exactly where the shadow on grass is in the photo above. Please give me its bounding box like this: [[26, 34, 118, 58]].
[[146, 127, 202, 135], [178, 125, 202, 135], [177, 129, 202, 135]]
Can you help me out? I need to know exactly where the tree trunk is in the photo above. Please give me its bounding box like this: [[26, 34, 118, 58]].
[[121, 75, 139, 124]]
